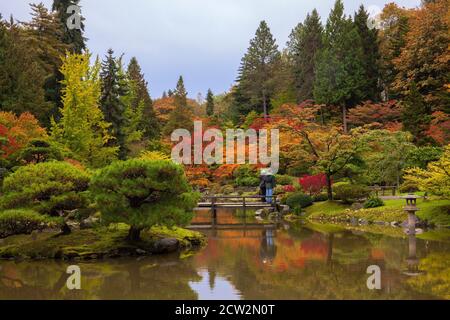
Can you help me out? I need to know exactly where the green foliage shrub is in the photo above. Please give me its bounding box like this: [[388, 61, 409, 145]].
[[363, 196, 385, 209], [0, 209, 63, 238], [234, 165, 259, 187], [313, 193, 329, 203], [90, 159, 199, 241], [0, 161, 91, 215], [221, 185, 235, 195], [399, 180, 419, 194], [275, 174, 294, 186], [0, 167, 8, 186], [334, 182, 370, 204], [235, 176, 259, 187], [285, 192, 313, 211], [17, 139, 64, 164]]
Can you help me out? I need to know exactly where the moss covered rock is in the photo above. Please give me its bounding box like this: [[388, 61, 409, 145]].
[[0, 224, 206, 261]]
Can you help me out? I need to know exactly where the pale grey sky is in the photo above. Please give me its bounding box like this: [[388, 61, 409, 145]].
[[0, 0, 421, 98]]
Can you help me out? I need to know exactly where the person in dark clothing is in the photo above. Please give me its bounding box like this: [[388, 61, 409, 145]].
[[259, 174, 267, 202], [262, 171, 276, 204]]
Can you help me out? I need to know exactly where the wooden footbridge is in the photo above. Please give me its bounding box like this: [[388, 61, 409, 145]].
[[196, 195, 278, 210], [189, 195, 279, 229]]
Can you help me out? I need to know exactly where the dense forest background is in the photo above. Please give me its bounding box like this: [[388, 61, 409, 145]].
[[0, 0, 449, 190]]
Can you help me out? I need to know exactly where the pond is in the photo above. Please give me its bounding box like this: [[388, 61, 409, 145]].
[[0, 208, 449, 300]]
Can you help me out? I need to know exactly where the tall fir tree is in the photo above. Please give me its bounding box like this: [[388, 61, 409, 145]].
[[164, 76, 193, 135], [174, 76, 188, 108], [22, 3, 69, 124], [234, 21, 280, 119], [0, 16, 51, 124], [52, 0, 86, 53], [100, 49, 128, 159], [354, 5, 382, 102], [206, 89, 215, 117], [287, 9, 323, 103], [402, 82, 432, 145], [127, 57, 160, 139], [314, 0, 366, 132]]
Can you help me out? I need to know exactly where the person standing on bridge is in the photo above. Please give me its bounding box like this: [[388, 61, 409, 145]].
[[259, 172, 267, 202], [263, 170, 276, 204]]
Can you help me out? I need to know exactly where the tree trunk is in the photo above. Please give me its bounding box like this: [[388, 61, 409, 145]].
[[342, 104, 348, 134], [326, 174, 333, 201], [320, 105, 325, 125], [127, 226, 142, 242], [60, 222, 72, 235], [263, 92, 268, 120]]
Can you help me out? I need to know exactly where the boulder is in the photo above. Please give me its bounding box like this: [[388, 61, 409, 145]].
[[374, 221, 389, 226], [280, 205, 290, 215], [152, 238, 179, 254], [80, 216, 100, 230], [136, 249, 147, 255], [359, 218, 369, 225], [66, 220, 80, 231]]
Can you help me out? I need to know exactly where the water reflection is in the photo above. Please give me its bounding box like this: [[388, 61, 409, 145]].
[[260, 229, 277, 265], [189, 269, 241, 300], [1, 209, 449, 300]]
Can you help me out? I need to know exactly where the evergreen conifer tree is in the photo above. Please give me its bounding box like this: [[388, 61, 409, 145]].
[[127, 57, 160, 139], [206, 89, 215, 117], [403, 82, 432, 145], [288, 9, 323, 102], [52, 0, 86, 53], [164, 76, 193, 134], [354, 5, 381, 102], [0, 17, 51, 124], [100, 49, 128, 159], [234, 21, 280, 119], [314, 0, 366, 132]]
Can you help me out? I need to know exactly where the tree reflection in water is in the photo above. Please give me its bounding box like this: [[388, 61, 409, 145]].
[[1, 209, 450, 300]]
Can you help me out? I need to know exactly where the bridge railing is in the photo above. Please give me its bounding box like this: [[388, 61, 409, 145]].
[[194, 195, 279, 227], [198, 195, 279, 215], [368, 186, 398, 197], [199, 195, 278, 206]]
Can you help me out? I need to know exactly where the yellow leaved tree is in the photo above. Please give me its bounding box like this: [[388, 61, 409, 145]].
[[404, 145, 450, 198]]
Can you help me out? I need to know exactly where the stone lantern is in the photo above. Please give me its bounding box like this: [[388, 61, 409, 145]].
[[403, 194, 420, 235], [400, 194, 426, 276]]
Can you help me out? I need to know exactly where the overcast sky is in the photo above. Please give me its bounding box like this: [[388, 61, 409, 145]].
[[1, 0, 421, 99]]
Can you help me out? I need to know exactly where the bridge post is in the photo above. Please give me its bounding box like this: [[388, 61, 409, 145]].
[[243, 197, 247, 227], [212, 197, 217, 226]]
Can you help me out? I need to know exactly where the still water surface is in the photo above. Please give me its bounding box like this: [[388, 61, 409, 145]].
[[0, 209, 449, 300]]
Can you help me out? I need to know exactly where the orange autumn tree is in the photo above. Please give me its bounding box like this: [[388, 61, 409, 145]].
[[297, 126, 365, 200], [348, 100, 403, 129], [0, 111, 46, 159], [392, 0, 450, 111], [426, 111, 450, 146], [272, 104, 364, 200]]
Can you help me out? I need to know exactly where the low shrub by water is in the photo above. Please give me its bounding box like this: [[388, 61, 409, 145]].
[[334, 182, 370, 204], [364, 196, 385, 208], [0, 209, 62, 238], [285, 192, 313, 211]]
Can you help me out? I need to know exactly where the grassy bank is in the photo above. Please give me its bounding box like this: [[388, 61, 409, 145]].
[[305, 199, 450, 227], [0, 224, 206, 261]]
